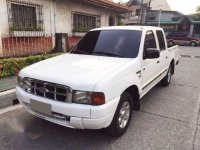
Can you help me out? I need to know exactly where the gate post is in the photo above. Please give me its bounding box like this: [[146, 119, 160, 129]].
[[0, 31, 3, 57]]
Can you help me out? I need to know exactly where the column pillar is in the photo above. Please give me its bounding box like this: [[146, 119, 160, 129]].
[[189, 24, 194, 36], [0, 30, 3, 57]]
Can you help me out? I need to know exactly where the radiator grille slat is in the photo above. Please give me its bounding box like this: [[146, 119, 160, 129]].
[[25, 78, 72, 103]]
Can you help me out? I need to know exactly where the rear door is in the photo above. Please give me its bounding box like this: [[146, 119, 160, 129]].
[[156, 30, 170, 73]]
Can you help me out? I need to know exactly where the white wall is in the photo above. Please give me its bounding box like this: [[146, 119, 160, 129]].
[[0, 0, 119, 36], [0, 0, 10, 36], [55, 0, 118, 34]]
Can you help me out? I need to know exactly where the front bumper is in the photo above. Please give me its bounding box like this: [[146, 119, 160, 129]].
[[16, 86, 120, 129]]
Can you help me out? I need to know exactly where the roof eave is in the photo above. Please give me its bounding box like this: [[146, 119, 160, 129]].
[[82, 0, 134, 13]]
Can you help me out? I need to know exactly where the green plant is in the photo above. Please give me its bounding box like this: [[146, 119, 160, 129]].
[[72, 28, 89, 33], [118, 20, 124, 26], [0, 53, 62, 79], [10, 25, 43, 31]]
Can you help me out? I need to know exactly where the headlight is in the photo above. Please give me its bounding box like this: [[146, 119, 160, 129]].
[[73, 91, 105, 105], [18, 76, 32, 93], [17, 76, 24, 88], [23, 78, 32, 93]]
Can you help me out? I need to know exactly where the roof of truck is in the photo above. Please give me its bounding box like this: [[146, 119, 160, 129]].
[[91, 26, 163, 31]]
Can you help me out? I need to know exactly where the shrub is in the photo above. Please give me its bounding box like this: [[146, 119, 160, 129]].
[[0, 53, 62, 79]]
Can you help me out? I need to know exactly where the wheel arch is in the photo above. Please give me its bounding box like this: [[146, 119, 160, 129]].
[[170, 59, 175, 75], [189, 40, 197, 46], [124, 85, 140, 111]]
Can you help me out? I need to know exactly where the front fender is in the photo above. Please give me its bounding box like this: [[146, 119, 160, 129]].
[[93, 72, 141, 102]]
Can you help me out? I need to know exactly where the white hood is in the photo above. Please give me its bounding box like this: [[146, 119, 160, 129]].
[[20, 54, 132, 91]]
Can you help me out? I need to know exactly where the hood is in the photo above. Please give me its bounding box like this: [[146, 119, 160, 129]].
[[20, 54, 132, 91]]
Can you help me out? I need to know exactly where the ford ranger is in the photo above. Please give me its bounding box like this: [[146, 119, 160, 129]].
[[16, 26, 180, 137]]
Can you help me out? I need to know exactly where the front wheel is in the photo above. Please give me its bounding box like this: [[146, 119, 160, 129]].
[[160, 64, 172, 86], [168, 41, 175, 46], [105, 92, 133, 137]]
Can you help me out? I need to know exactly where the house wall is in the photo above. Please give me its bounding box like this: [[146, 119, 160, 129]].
[[0, 0, 119, 57], [148, 11, 179, 23], [123, 5, 142, 25], [55, 0, 118, 34], [147, 11, 182, 34]]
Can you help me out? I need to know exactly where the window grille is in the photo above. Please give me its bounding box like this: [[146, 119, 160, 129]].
[[72, 13, 100, 32], [7, 0, 44, 32]]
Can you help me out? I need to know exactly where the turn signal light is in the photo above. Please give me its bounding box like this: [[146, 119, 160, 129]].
[[92, 92, 105, 105]]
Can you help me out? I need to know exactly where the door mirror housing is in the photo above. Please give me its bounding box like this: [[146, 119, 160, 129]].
[[144, 48, 160, 59]]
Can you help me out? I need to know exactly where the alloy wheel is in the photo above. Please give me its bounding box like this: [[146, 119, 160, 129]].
[[118, 101, 130, 129]]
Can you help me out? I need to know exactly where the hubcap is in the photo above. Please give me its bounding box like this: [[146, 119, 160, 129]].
[[167, 66, 172, 83], [169, 41, 173, 45], [118, 101, 130, 129]]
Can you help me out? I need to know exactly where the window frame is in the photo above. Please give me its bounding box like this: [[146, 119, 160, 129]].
[[156, 30, 167, 51], [7, 0, 44, 32], [135, 9, 141, 16], [143, 30, 158, 59], [72, 12, 100, 33]]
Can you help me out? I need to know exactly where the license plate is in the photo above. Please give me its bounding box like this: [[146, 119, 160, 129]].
[[30, 100, 52, 116]]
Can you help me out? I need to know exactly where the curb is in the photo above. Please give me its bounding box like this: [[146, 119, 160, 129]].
[[0, 104, 22, 115], [0, 89, 18, 109]]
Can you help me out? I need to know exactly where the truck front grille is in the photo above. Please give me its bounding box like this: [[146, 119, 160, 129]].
[[24, 78, 73, 103]]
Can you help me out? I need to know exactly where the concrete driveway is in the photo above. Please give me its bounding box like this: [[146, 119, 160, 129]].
[[0, 46, 200, 150]]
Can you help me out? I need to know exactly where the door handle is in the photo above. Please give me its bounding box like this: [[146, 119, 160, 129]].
[[157, 61, 160, 64]]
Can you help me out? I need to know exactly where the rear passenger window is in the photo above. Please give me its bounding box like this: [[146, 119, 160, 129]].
[[144, 31, 157, 51], [156, 30, 166, 50]]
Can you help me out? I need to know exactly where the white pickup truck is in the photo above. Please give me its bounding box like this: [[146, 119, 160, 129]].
[[16, 26, 179, 137]]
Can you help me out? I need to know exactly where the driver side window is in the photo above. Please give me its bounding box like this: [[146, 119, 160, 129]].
[[143, 31, 157, 59]]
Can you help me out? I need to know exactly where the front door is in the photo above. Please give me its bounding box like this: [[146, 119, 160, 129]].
[[141, 30, 160, 94]]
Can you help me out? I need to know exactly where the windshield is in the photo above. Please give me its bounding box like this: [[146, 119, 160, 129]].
[[70, 30, 142, 58]]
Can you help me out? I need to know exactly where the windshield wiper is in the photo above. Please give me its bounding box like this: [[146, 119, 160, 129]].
[[93, 51, 123, 58]]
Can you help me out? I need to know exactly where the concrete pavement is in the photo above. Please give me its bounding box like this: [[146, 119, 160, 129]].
[[0, 76, 17, 108], [0, 76, 17, 92], [0, 46, 199, 150]]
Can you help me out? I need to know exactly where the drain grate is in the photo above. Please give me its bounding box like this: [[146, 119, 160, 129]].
[[181, 55, 191, 57], [181, 55, 200, 58]]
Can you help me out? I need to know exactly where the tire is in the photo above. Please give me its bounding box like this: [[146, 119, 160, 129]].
[[105, 92, 133, 137], [168, 41, 175, 46], [160, 64, 172, 87], [190, 41, 197, 47]]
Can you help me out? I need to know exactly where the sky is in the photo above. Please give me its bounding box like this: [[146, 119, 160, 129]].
[[115, 0, 200, 15], [167, 0, 200, 14]]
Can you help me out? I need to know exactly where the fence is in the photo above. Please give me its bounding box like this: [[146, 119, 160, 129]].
[[0, 33, 82, 58], [1, 33, 53, 58]]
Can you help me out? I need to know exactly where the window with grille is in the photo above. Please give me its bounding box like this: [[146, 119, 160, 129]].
[[7, 1, 43, 31], [73, 13, 100, 33], [135, 9, 141, 16]]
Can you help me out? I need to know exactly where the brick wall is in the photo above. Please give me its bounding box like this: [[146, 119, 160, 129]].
[[68, 36, 81, 48]]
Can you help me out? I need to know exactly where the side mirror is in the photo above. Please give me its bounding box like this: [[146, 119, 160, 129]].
[[145, 48, 160, 59]]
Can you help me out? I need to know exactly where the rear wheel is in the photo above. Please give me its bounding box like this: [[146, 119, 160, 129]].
[[190, 41, 197, 47], [105, 92, 133, 137], [160, 64, 172, 87]]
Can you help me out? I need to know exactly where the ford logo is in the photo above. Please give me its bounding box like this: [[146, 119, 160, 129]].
[[38, 87, 49, 94]]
